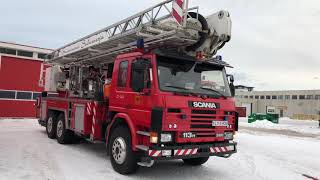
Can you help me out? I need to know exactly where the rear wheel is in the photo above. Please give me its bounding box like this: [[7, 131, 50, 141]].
[[109, 126, 138, 174], [183, 157, 209, 166], [56, 114, 73, 144], [46, 112, 56, 139]]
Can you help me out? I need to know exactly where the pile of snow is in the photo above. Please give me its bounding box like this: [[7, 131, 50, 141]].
[[239, 117, 320, 135], [244, 120, 278, 129]]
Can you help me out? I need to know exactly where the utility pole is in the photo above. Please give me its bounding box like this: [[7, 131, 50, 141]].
[[318, 111, 320, 128]]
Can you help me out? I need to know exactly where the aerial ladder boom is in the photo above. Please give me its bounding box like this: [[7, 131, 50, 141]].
[[47, 0, 232, 65]]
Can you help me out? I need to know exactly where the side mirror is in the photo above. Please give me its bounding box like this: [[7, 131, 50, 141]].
[[229, 75, 234, 83], [228, 75, 235, 97], [131, 59, 150, 92]]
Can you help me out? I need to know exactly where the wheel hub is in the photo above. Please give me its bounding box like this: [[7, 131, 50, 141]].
[[112, 137, 127, 164], [47, 117, 53, 132], [57, 121, 63, 138]]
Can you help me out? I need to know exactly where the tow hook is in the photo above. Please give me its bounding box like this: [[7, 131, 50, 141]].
[[217, 154, 232, 158]]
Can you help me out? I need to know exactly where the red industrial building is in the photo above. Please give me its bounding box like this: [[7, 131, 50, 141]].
[[0, 41, 52, 118]]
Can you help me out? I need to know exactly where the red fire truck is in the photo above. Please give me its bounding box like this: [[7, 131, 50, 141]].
[[36, 0, 238, 174]]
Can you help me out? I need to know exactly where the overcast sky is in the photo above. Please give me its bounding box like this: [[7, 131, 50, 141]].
[[1, 0, 319, 90]]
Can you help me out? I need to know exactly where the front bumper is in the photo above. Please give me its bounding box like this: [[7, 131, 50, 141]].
[[147, 141, 237, 160]]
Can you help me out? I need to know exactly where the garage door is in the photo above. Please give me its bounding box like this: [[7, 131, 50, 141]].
[[241, 103, 252, 117]]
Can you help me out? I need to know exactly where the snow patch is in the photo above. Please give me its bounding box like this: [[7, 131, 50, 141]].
[[239, 117, 320, 135]]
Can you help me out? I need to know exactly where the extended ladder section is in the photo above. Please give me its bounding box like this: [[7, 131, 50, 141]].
[[48, 0, 232, 65]]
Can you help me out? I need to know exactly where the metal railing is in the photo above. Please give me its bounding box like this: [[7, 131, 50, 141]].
[[49, 0, 199, 65]]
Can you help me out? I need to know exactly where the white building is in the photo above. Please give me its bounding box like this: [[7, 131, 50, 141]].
[[235, 89, 320, 120]]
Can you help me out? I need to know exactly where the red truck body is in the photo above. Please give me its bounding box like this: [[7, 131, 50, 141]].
[[37, 51, 237, 168], [36, 0, 238, 174]]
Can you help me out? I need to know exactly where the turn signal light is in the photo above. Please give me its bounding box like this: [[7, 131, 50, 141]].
[[150, 132, 158, 144]]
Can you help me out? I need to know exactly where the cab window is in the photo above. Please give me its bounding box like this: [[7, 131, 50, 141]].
[[117, 61, 128, 87]]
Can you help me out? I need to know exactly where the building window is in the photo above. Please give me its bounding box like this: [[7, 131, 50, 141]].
[[0, 48, 16, 55], [249, 96, 254, 99], [279, 95, 284, 100], [260, 96, 265, 99], [292, 95, 298, 100], [16, 92, 32, 100], [244, 96, 248, 99], [17, 50, 33, 58], [299, 95, 305, 100], [117, 61, 128, 87], [255, 96, 259, 99], [266, 96, 271, 99], [272, 95, 277, 99], [285, 95, 290, 100], [306, 95, 314, 100], [315, 95, 320, 100], [0, 90, 16, 99], [32, 93, 41, 100]]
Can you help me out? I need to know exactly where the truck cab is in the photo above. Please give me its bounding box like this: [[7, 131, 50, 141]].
[[105, 50, 237, 172]]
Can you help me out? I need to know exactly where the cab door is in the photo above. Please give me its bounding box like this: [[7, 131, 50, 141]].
[[127, 58, 154, 127], [110, 59, 131, 110]]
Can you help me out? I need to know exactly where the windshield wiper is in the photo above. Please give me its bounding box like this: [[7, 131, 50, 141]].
[[165, 85, 198, 97], [165, 85, 190, 90], [200, 87, 227, 98]]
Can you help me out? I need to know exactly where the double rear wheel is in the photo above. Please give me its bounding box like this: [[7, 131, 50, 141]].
[[45, 112, 73, 144], [46, 113, 56, 139], [56, 114, 74, 144]]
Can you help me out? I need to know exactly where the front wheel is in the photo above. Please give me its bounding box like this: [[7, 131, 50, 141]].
[[109, 126, 138, 174], [183, 157, 209, 166]]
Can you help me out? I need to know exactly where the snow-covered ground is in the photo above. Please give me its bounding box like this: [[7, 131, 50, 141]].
[[0, 119, 319, 180], [240, 117, 320, 136]]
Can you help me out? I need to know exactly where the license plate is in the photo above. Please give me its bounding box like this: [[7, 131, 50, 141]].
[[212, 121, 228, 127]]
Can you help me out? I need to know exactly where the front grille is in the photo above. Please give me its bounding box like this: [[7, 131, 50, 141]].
[[191, 124, 214, 129], [190, 109, 216, 138], [191, 110, 216, 114], [191, 115, 215, 119], [192, 131, 216, 138], [189, 109, 230, 138]]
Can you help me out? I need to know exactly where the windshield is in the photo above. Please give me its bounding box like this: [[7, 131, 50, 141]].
[[157, 56, 231, 97]]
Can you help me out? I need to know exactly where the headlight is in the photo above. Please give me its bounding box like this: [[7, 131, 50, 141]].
[[224, 132, 233, 140], [160, 133, 172, 143]]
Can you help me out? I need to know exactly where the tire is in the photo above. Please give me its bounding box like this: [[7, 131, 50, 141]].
[[109, 126, 138, 174], [183, 157, 209, 166], [46, 112, 57, 139], [56, 114, 73, 144]]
